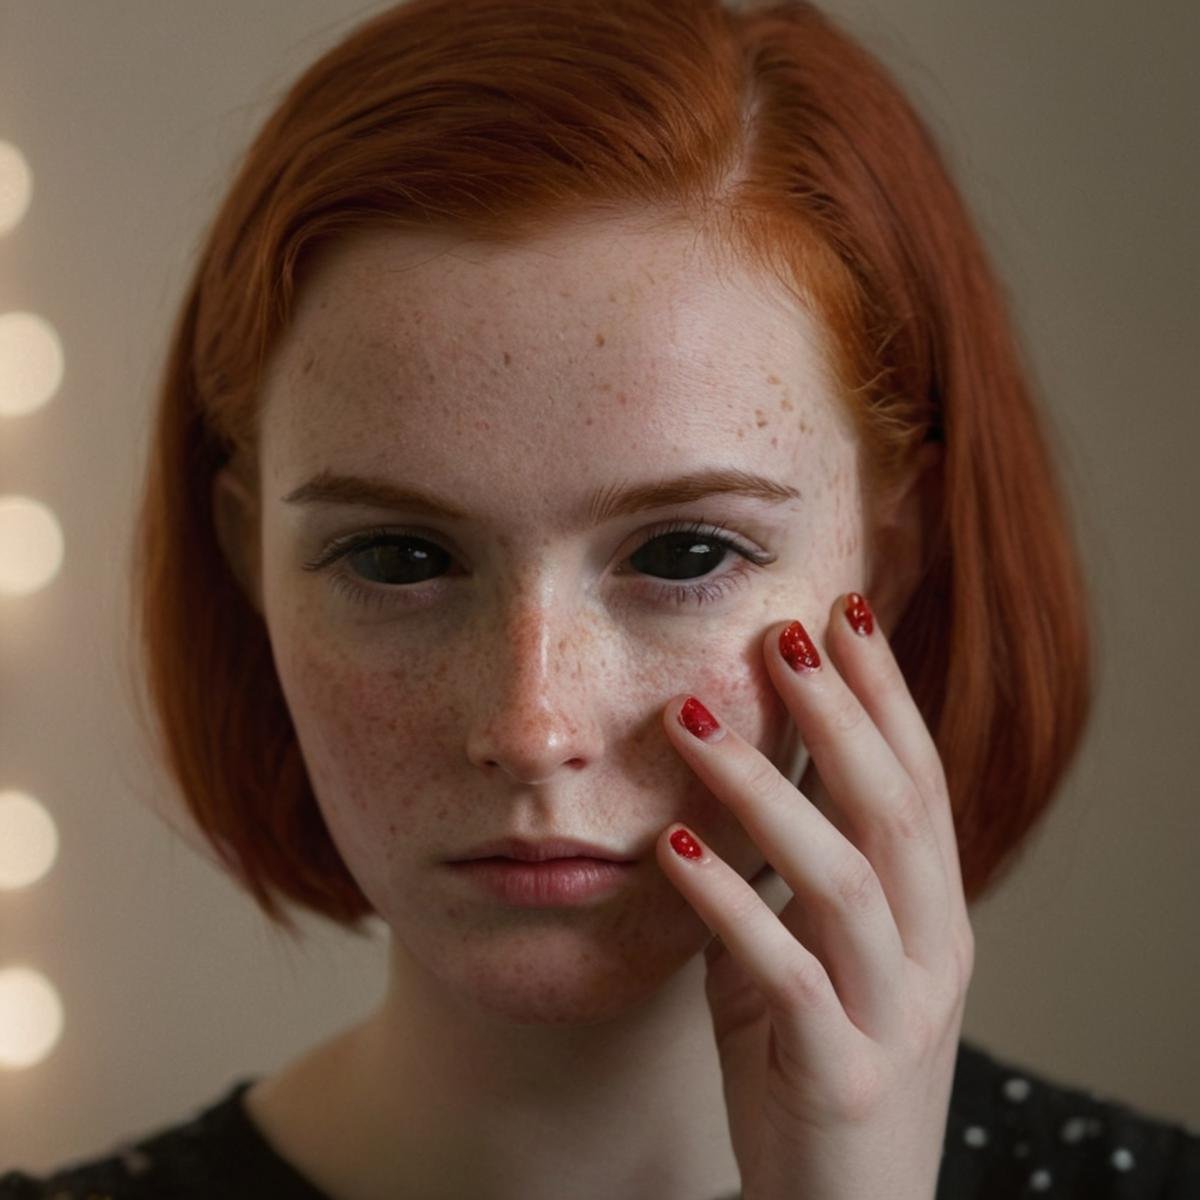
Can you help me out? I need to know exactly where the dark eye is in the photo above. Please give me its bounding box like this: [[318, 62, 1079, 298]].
[[345, 538, 450, 585], [305, 518, 773, 613], [628, 529, 732, 581]]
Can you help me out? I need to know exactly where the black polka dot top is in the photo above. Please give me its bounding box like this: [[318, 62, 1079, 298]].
[[3, 1039, 1198, 1198]]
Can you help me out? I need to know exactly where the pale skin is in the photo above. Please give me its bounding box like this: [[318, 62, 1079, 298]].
[[212, 212, 966, 1200]]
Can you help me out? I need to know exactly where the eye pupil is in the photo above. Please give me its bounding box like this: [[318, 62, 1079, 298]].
[[332, 524, 747, 606], [350, 539, 446, 584], [630, 532, 726, 582]]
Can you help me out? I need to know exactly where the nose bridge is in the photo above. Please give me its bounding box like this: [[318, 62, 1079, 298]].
[[465, 579, 600, 784], [506, 593, 570, 687]]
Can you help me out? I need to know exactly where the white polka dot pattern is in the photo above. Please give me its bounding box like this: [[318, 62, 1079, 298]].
[[1060, 1116, 1089, 1143], [2, 1043, 1198, 1198], [1110, 1146, 1136, 1171], [963, 1125, 989, 1148], [933, 1041, 1199, 1197]]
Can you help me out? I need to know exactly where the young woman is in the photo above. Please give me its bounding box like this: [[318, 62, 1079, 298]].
[[4, 1, 1196, 1197]]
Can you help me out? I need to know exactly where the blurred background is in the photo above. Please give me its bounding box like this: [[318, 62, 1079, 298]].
[[1, 0, 1196, 1173]]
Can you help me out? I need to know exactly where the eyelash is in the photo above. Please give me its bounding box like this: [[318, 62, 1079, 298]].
[[302, 519, 773, 612]]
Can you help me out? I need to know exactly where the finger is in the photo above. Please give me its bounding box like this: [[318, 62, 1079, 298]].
[[823, 592, 966, 906], [767, 602, 951, 970], [664, 694, 906, 1039], [657, 820, 860, 1072]]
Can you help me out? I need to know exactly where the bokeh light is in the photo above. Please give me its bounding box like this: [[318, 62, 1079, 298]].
[[0, 141, 33, 235], [0, 495, 64, 595], [0, 311, 65, 417], [0, 966, 64, 1070], [0, 790, 60, 890]]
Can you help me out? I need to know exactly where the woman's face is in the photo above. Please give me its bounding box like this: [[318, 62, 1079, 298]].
[[237, 215, 876, 1023]]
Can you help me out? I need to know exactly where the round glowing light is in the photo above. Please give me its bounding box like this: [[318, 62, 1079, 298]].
[[0, 496, 64, 596], [0, 966, 64, 1070], [0, 141, 33, 235], [0, 312, 65, 417], [0, 791, 59, 889]]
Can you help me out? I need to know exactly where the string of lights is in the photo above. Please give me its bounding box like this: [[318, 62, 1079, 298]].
[[0, 136, 65, 1073]]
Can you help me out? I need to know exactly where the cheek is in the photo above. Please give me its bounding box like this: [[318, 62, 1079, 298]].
[[268, 615, 459, 861], [263, 543, 858, 842]]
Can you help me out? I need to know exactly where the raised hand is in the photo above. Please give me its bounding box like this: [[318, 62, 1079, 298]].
[[657, 592, 974, 1200]]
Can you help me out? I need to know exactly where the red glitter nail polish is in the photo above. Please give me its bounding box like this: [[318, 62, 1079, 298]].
[[779, 619, 821, 672], [678, 696, 721, 740], [670, 827, 703, 860], [845, 592, 874, 636]]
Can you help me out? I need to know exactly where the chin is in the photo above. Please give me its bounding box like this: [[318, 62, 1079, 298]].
[[459, 965, 690, 1028], [404, 916, 710, 1028]]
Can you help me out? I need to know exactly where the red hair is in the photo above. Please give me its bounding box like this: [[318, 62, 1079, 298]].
[[128, 0, 1092, 938]]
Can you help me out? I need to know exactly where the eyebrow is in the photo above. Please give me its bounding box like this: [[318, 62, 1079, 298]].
[[282, 467, 801, 525]]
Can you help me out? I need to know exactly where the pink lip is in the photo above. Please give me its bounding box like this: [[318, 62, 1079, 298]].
[[446, 858, 636, 906]]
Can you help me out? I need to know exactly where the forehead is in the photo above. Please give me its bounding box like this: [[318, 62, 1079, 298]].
[[259, 216, 858, 519]]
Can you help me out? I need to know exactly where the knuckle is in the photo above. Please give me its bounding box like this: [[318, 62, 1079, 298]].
[[830, 1058, 885, 1122], [906, 1002, 938, 1058], [828, 692, 867, 737], [934, 920, 976, 998], [828, 851, 882, 915], [799, 692, 865, 761], [920, 757, 950, 805], [719, 882, 765, 934], [776, 954, 832, 1010], [881, 781, 929, 844], [741, 755, 783, 802], [954, 922, 977, 986]]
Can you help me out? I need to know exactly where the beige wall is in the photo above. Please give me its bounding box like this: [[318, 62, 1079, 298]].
[[1, 0, 1196, 1172]]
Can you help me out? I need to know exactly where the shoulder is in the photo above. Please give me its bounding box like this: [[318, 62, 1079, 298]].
[[1, 1139, 165, 1200], [1, 1143, 164, 1199], [941, 1038, 1200, 1198], [0, 1078, 268, 1200]]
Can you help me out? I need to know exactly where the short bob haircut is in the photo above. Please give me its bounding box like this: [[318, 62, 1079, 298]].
[[129, 0, 1092, 939]]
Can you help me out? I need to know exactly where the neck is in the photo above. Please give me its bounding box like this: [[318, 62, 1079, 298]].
[[247, 932, 747, 1200], [246, 867, 796, 1200]]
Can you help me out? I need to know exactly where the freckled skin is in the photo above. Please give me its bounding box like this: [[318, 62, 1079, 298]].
[[254, 214, 869, 1029], [232, 212, 895, 1197]]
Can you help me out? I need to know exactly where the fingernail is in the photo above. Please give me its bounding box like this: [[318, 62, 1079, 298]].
[[844, 592, 874, 637], [669, 826, 704, 860], [779, 619, 821, 672], [678, 696, 724, 742]]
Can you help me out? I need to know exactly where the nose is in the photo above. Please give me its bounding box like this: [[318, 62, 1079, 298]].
[[464, 598, 605, 786]]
